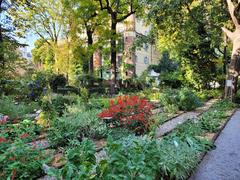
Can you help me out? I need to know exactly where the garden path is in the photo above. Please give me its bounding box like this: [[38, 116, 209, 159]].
[[190, 110, 240, 180], [155, 99, 217, 138]]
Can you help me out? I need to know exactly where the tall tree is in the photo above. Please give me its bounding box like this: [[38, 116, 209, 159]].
[[222, 0, 240, 100], [63, 0, 107, 75], [0, 0, 25, 77], [98, 0, 140, 93], [140, 0, 229, 89], [0, 0, 15, 68], [10, 0, 63, 45]]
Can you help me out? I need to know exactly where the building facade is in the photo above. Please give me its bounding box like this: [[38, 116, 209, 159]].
[[94, 14, 160, 79]]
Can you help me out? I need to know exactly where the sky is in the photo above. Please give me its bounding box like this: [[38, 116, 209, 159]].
[[18, 33, 38, 52]]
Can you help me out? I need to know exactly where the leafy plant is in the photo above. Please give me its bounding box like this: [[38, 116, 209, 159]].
[[48, 109, 108, 147], [159, 88, 201, 112], [159, 89, 180, 113], [0, 95, 39, 119], [40, 94, 78, 117], [0, 139, 50, 180], [48, 139, 96, 179], [178, 88, 202, 111], [0, 119, 49, 179]]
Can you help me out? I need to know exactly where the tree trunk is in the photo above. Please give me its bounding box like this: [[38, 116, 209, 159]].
[[110, 20, 117, 95], [87, 30, 94, 75], [225, 54, 240, 100], [222, 0, 240, 101]]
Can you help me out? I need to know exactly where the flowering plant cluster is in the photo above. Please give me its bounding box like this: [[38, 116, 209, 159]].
[[0, 119, 48, 179], [98, 95, 153, 134]]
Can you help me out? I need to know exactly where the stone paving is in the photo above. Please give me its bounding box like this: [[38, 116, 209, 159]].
[[155, 99, 217, 138], [190, 110, 240, 180]]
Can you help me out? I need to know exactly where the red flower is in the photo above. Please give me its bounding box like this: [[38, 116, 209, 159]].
[[98, 95, 153, 134], [20, 133, 29, 139], [0, 137, 7, 143]]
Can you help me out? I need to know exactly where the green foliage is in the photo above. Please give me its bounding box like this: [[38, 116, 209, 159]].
[[140, 0, 229, 89], [178, 88, 202, 111], [46, 100, 235, 180], [0, 40, 25, 78], [86, 98, 110, 110], [159, 88, 201, 112], [49, 74, 67, 92], [0, 139, 50, 179], [0, 95, 38, 119], [48, 108, 108, 147], [48, 139, 96, 179], [28, 71, 52, 100], [196, 89, 221, 101], [80, 87, 89, 103], [31, 39, 55, 70], [0, 119, 42, 146], [0, 119, 49, 179], [199, 100, 235, 133], [0, 79, 24, 96], [40, 94, 78, 117], [137, 88, 161, 101], [159, 89, 180, 113], [200, 112, 222, 133], [174, 99, 235, 137], [47, 135, 207, 180], [148, 51, 178, 73]]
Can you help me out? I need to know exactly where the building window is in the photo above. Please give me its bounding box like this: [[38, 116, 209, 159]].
[[143, 43, 149, 51], [135, 55, 138, 63], [144, 56, 149, 64]]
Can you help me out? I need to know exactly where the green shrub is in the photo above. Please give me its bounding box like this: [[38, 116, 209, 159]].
[[86, 98, 110, 109], [178, 88, 201, 111], [48, 109, 108, 147], [196, 89, 221, 101], [0, 95, 39, 119], [27, 71, 51, 100], [0, 79, 24, 96], [159, 88, 201, 112], [0, 139, 51, 179], [48, 139, 96, 179], [40, 94, 78, 116], [49, 74, 67, 92], [80, 87, 89, 103], [159, 89, 180, 113]]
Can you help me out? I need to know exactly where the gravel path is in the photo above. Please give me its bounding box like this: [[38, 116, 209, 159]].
[[190, 110, 240, 180], [155, 99, 217, 138]]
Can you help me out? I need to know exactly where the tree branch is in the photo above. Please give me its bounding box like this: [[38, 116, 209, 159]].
[[117, 10, 136, 22], [227, 0, 239, 27], [221, 27, 234, 41]]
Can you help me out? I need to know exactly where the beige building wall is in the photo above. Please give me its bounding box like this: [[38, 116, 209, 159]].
[[119, 15, 160, 77]]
